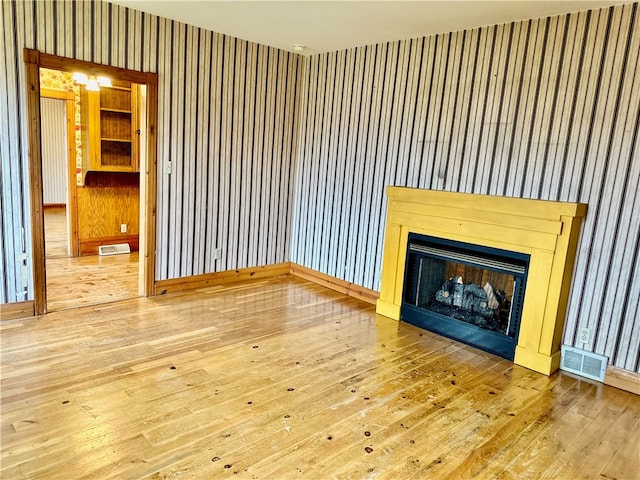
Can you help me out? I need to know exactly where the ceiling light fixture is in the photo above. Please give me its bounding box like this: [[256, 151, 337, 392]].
[[293, 44, 305, 53], [85, 78, 100, 91], [72, 72, 112, 90], [72, 72, 88, 84]]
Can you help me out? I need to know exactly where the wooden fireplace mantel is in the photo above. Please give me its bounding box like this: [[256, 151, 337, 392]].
[[376, 187, 587, 375]]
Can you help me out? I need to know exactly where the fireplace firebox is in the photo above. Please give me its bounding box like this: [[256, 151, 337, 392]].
[[401, 233, 530, 360]]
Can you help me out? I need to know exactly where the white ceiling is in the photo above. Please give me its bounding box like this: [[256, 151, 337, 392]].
[[110, 1, 631, 55]]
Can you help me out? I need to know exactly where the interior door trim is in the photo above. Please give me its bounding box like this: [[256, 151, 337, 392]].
[[23, 48, 158, 315]]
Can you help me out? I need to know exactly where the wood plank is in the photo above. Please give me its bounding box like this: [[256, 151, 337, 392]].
[[1, 276, 637, 479], [78, 234, 140, 256], [290, 262, 379, 305], [605, 365, 640, 396], [154, 262, 292, 294], [0, 301, 35, 321], [45, 252, 139, 312], [24, 51, 47, 314]]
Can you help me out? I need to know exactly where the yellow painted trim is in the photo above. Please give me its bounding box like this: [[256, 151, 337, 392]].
[[514, 346, 561, 376], [375, 299, 401, 320], [377, 187, 587, 375], [0, 301, 35, 321]]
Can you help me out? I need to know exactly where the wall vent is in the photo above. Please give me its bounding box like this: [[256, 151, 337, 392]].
[[560, 345, 607, 382], [98, 243, 131, 256]]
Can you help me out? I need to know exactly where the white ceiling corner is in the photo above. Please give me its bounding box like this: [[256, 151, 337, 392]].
[[109, 1, 633, 55]]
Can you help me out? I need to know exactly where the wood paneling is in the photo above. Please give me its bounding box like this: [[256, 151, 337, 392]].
[[78, 234, 139, 256], [291, 3, 640, 372], [76, 184, 139, 239]]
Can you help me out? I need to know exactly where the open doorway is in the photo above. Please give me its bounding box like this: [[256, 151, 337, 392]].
[[24, 50, 158, 315], [39, 68, 142, 312], [40, 87, 75, 259]]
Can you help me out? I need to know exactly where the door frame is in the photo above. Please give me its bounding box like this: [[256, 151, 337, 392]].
[[24, 48, 158, 315], [39, 88, 79, 257]]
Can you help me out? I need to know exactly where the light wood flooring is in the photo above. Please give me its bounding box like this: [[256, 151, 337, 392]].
[[44, 207, 69, 258], [44, 208, 139, 312], [1, 276, 638, 479], [45, 252, 139, 312]]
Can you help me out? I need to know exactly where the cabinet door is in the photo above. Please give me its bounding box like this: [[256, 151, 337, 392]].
[[97, 82, 138, 172]]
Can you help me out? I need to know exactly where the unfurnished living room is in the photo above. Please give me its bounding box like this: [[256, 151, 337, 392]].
[[1, 1, 639, 478]]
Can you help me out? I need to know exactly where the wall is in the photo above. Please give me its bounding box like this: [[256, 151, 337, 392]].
[[39, 68, 83, 184], [291, 3, 640, 372], [40, 97, 67, 204], [2, 0, 638, 374], [0, 0, 302, 303], [76, 182, 139, 254]]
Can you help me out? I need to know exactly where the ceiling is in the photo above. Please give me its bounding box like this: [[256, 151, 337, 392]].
[[110, 1, 631, 55]]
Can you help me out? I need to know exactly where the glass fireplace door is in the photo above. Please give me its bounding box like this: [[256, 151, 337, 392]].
[[402, 234, 530, 360]]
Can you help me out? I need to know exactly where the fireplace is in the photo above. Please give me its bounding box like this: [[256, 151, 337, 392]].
[[401, 233, 530, 360], [376, 187, 587, 375]]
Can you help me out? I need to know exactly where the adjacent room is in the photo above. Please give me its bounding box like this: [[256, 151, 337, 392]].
[[1, 1, 639, 478]]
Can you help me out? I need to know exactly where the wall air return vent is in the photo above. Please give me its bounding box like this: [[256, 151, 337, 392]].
[[98, 243, 131, 256], [560, 345, 607, 382]]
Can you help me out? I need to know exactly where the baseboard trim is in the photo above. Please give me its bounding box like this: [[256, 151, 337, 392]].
[[0, 300, 35, 321], [154, 262, 292, 295], [605, 365, 640, 396], [79, 235, 139, 256], [289, 263, 379, 305]]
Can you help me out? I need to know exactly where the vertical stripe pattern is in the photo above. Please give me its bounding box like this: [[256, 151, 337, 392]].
[[291, 3, 640, 372], [1, 1, 302, 302], [40, 97, 68, 204], [2, 1, 639, 373]]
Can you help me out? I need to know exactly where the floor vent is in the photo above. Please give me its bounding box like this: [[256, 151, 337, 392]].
[[560, 345, 607, 382], [98, 243, 131, 256]]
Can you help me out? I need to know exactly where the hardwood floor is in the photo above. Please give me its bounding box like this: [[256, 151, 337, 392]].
[[45, 252, 139, 312], [1, 276, 638, 479], [44, 207, 68, 258], [43, 206, 139, 312]]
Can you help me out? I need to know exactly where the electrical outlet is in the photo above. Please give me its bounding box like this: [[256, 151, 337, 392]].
[[578, 327, 591, 344], [120, 224, 127, 233], [214, 248, 222, 260], [163, 161, 173, 175]]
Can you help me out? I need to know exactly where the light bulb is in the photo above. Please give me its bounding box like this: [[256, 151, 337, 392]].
[[86, 79, 100, 91], [72, 72, 88, 84]]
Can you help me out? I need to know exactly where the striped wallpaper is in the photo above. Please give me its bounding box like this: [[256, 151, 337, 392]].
[[40, 97, 68, 205], [291, 3, 640, 372], [1, 1, 639, 373], [0, 0, 302, 301]]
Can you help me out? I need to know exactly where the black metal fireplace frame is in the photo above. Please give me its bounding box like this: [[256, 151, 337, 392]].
[[400, 233, 530, 360]]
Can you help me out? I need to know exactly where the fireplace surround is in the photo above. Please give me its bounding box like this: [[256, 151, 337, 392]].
[[402, 233, 530, 361], [376, 187, 587, 375]]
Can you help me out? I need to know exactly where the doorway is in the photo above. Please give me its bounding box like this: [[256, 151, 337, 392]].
[[24, 49, 158, 315], [40, 92, 72, 258]]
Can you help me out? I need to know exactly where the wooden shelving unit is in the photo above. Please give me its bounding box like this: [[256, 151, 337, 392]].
[[81, 79, 139, 180]]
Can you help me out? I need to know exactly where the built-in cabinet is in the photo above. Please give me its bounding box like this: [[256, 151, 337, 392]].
[[80, 79, 139, 178]]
